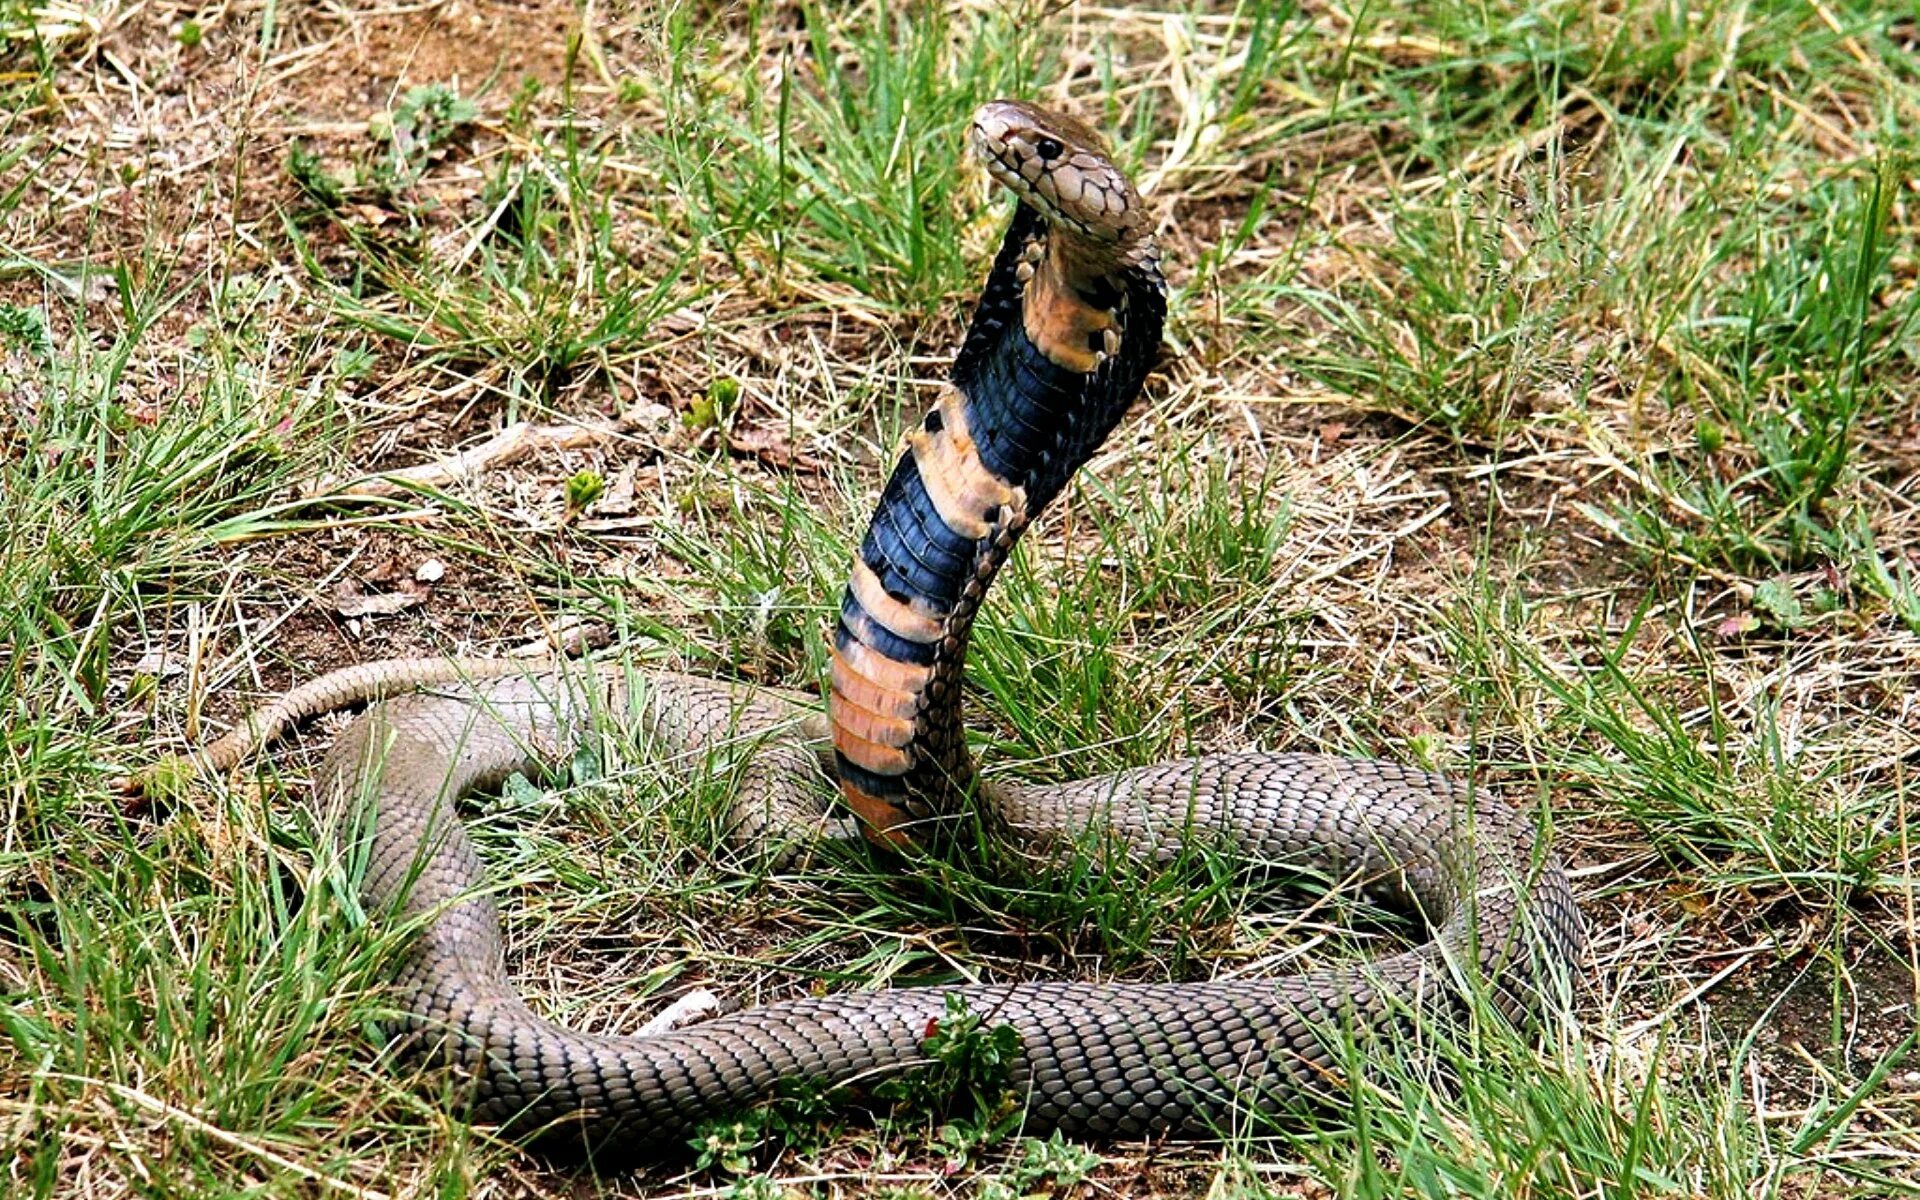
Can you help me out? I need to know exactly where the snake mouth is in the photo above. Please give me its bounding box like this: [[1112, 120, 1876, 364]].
[[968, 110, 1026, 194]]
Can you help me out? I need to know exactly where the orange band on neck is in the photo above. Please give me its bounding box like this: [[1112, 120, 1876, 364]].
[[837, 782, 917, 848]]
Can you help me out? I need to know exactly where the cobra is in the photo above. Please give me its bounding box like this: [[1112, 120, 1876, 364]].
[[160, 100, 1584, 1152]]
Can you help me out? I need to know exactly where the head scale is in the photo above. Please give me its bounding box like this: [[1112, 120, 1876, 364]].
[[969, 99, 1150, 255]]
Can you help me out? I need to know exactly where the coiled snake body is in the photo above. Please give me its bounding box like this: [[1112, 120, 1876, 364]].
[[174, 101, 1584, 1153]]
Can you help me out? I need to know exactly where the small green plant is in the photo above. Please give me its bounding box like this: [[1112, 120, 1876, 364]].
[[371, 82, 478, 192], [0, 303, 52, 359], [1750, 578, 1804, 630], [877, 994, 1024, 1159], [692, 1112, 771, 1175], [564, 469, 606, 514], [285, 142, 345, 208], [394, 83, 477, 150], [977, 1132, 1100, 1199], [505, 75, 542, 131], [686, 375, 741, 431], [688, 1075, 844, 1172]]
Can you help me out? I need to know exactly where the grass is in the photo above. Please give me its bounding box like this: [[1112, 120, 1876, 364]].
[[3, 0, 1918, 1196]]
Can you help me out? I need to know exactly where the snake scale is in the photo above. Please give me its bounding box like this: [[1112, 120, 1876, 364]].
[[167, 101, 1585, 1154]]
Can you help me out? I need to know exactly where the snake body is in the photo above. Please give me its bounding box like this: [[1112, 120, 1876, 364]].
[[201, 101, 1584, 1153]]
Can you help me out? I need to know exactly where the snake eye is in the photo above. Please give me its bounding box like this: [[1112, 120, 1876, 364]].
[[1033, 137, 1064, 162]]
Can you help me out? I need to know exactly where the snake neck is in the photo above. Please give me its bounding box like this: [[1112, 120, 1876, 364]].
[[830, 201, 1167, 846]]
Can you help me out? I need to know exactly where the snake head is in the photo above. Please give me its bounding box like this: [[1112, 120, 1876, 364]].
[[970, 99, 1151, 259]]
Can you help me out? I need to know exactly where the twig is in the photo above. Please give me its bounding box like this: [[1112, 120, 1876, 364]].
[[314, 406, 666, 499]]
